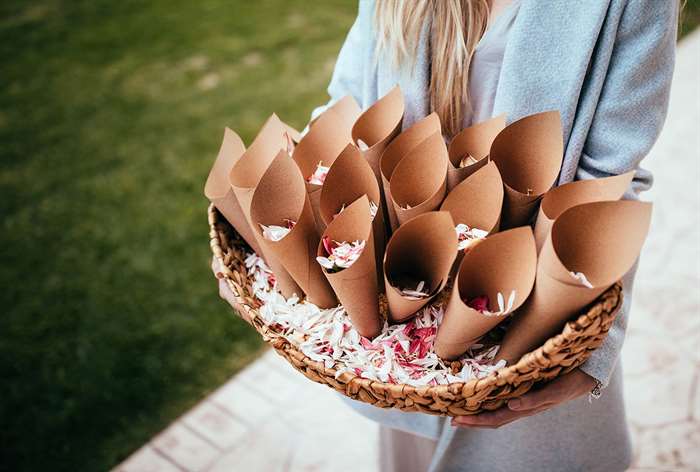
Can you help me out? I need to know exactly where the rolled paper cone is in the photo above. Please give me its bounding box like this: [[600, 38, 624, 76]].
[[490, 111, 564, 229], [319, 144, 386, 285], [379, 113, 441, 232], [533, 170, 635, 252], [497, 200, 653, 364], [292, 108, 352, 234], [205, 128, 264, 256], [440, 160, 504, 273], [318, 196, 382, 338], [384, 211, 458, 323], [328, 95, 362, 129], [390, 133, 449, 226], [434, 227, 537, 360], [352, 86, 405, 181], [250, 150, 337, 308], [446, 114, 506, 191], [440, 161, 504, 235], [229, 114, 301, 298]]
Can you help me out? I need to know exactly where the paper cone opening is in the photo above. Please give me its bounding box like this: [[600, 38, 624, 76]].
[[534, 171, 635, 251], [229, 114, 288, 189], [384, 211, 457, 321], [317, 196, 381, 338], [389, 133, 449, 224], [544, 200, 652, 288], [456, 227, 536, 311], [352, 86, 405, 149], [319, 145, 382, 225], [490, 111, 563, 196], [440, 161, 504, 235], [448, 114, 506, 167]]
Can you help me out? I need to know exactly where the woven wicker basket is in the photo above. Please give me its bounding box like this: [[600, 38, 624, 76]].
[[208, 205, 622, 416]]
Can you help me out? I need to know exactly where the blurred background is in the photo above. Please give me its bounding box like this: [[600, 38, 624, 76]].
[[1, 1, 699, 471]]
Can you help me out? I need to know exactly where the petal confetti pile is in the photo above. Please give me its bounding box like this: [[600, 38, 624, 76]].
[[455, 223, 488, 251], [242, 253, 505, 385], [467, 290, 517, 316], [459, 155, 478, 168], [316, 237, 366, 273], [307, 161, 330, 185], [260, 219, 296, 241]]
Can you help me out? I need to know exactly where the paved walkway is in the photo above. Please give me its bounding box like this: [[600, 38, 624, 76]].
[[115, 30, 700, 472]]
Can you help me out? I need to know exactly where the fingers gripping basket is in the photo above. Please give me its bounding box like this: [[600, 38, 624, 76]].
[[209, 205, 623, 416]]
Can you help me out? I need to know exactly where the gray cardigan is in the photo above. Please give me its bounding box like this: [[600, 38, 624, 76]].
[[311, 1, 677, 470]]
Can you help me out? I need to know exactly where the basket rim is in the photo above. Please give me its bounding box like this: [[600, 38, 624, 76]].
[[208, 203, 623, 395]]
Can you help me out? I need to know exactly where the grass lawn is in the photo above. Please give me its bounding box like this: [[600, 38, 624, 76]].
[[1, 1, 698, 471], [0, 1, 355, 470]]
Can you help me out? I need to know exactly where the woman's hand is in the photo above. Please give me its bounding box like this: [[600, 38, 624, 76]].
[[211, 256, 238, 308], [451, 368, 597, 429]]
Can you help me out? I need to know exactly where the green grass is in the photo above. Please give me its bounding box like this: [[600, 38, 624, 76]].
[[1, 1, 698, 470], [0, 1, 355, 470]]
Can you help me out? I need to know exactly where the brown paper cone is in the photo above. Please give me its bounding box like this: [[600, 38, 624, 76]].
[[384, 211, 458, 323], [389, 133, 449, 227], [440, 161, 504, 235], [352, 86, 405, 180], [328, 95, 362, 129], [434, 227, 537, 360], [379, 113, 442, 231], [446, 114, 506, 191], [205, 128, 264, 256], [497, 200, 653, 364], [292, 107, 352, 234], [229, 114, 301, 298], [250, 150, 337, 308], [490, 111, 564, 229], [318, 196, 382, 338], [319, 144, 386, 284], [533, 170, 635, 252]]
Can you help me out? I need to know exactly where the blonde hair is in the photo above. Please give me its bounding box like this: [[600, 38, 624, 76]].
[[374, 0, 491, 138]]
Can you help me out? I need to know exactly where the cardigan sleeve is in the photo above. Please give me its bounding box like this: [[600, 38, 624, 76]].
[[577, 0, 678, 389], [308, 0, 371, 123]]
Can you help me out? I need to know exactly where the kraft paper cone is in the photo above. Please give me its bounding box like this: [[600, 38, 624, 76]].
[[317, 196, 382, 338], [352, 86, 405, 180], [389, 133, 449, 227], [440, 161, 504, 236], [497, 200, 653, 364], [446, 114, 506, 190], [250, 150, 337, 309], [384, 211, 458, 323], [490, 111, 564, 229], [379, 113, 441, 232], [533, 170, 635, 252], [205, 127, 264, 256], [434, 227, 537, 360], [292, 107, 352, 234], [328, 95, 362, 129], [229, 114, 301, 298], [319, 144, 386, 284]]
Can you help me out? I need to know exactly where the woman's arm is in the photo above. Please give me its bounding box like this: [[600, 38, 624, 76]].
[[575, 0, 678, 389], [455, 0, 679, 428]]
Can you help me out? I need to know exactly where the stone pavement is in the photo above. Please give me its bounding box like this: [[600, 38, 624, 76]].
[[115, 30, 700, 472]]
